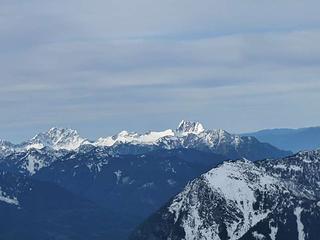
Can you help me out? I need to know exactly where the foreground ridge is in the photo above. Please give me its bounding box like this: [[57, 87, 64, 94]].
[[131, 150, 320, 240]]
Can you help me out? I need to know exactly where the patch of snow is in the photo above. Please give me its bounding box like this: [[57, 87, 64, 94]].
[[269, 221, 278, 240], [140, 182, 155, 189], [114, 170, 122, 184], [274, 164, 287, 170], [294, 207, 305, 240], [0, 188, 19, 206], [167, 179, 176, 186], [290, 165, 303, 172], [168, 183, 191, 223], [233, 135, 242, 147], [86, 160, 108, 173], [303, 158, 312, 163], [252, 231, 265, 240], [24, 155, 46, 175], [95, 136, 115, 147], [25, 143, 44, 150], [183, 199, 218, 240], [139, 130, 175, 144]]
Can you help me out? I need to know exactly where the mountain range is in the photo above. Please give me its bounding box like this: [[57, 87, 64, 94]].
[[0, 121, 312, 240], [0, 120, 290, 162], [243, 126, 320, 153], [8, 121, 320, 240]]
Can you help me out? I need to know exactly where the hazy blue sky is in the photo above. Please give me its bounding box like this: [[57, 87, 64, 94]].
[[1, 0, 320, 142]]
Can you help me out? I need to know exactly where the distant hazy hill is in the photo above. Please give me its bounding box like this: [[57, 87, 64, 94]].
[[242, 126, 320, 153]]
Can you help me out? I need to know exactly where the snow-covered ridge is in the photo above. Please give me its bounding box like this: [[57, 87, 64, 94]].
[[25, 127, 89, 151], [95, 129, 175, 147], [95, 120, 208, 147], [0, 140, 16, 156], [0, 127, 89, 155], [95, 120, 246, 151], [2, 121, 246, 176], [133, 151, 320, 240], [168, 160, 284, 240], [0, 121, 234, 153], [0, 121, 288, 161]]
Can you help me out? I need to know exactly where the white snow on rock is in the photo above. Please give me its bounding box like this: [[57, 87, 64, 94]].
[[140, 182, 155, 189], [0, 188, 19, 206], [252, 231, 265, 240], [25, 155, 45, 175], [269, 220, 278, 240], [0, 140, 16, 157], [114, 170, 122, 184], [95, 129, 174, 147], [18, 150, 56, 175], [94, 121, 249, 154], [25, 127, 88, 151], [0, 128, 90, 156], [168, 160, 283, 240], [0, 121, 256, 155], [132, 149, 320, 240], [176, 120, 205, 136], [294, 207, 305, 240]]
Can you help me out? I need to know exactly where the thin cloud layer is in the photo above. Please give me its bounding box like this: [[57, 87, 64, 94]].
[[1, 0, 320, 141]]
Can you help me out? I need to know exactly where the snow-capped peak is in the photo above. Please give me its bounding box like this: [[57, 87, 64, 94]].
[[26, 127, 88, 151], [95, 129, 174, 147], [0, 139, 14, 149], [0, 140, 16, 157], [0, 122, 288, 161], [176, 120, 205, 135]]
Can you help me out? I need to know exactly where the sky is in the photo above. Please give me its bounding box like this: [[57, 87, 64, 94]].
[[1, 0, 320, 142]]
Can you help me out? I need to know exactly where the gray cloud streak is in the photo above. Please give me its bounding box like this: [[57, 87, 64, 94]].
[[1, 0, 320, 142]]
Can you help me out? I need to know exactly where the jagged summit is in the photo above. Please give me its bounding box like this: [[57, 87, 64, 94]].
[[96, 121, 206, 147], [25, 127, 88, 151], [0, 140, 16, 157], [176, 120, 205, 135]]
